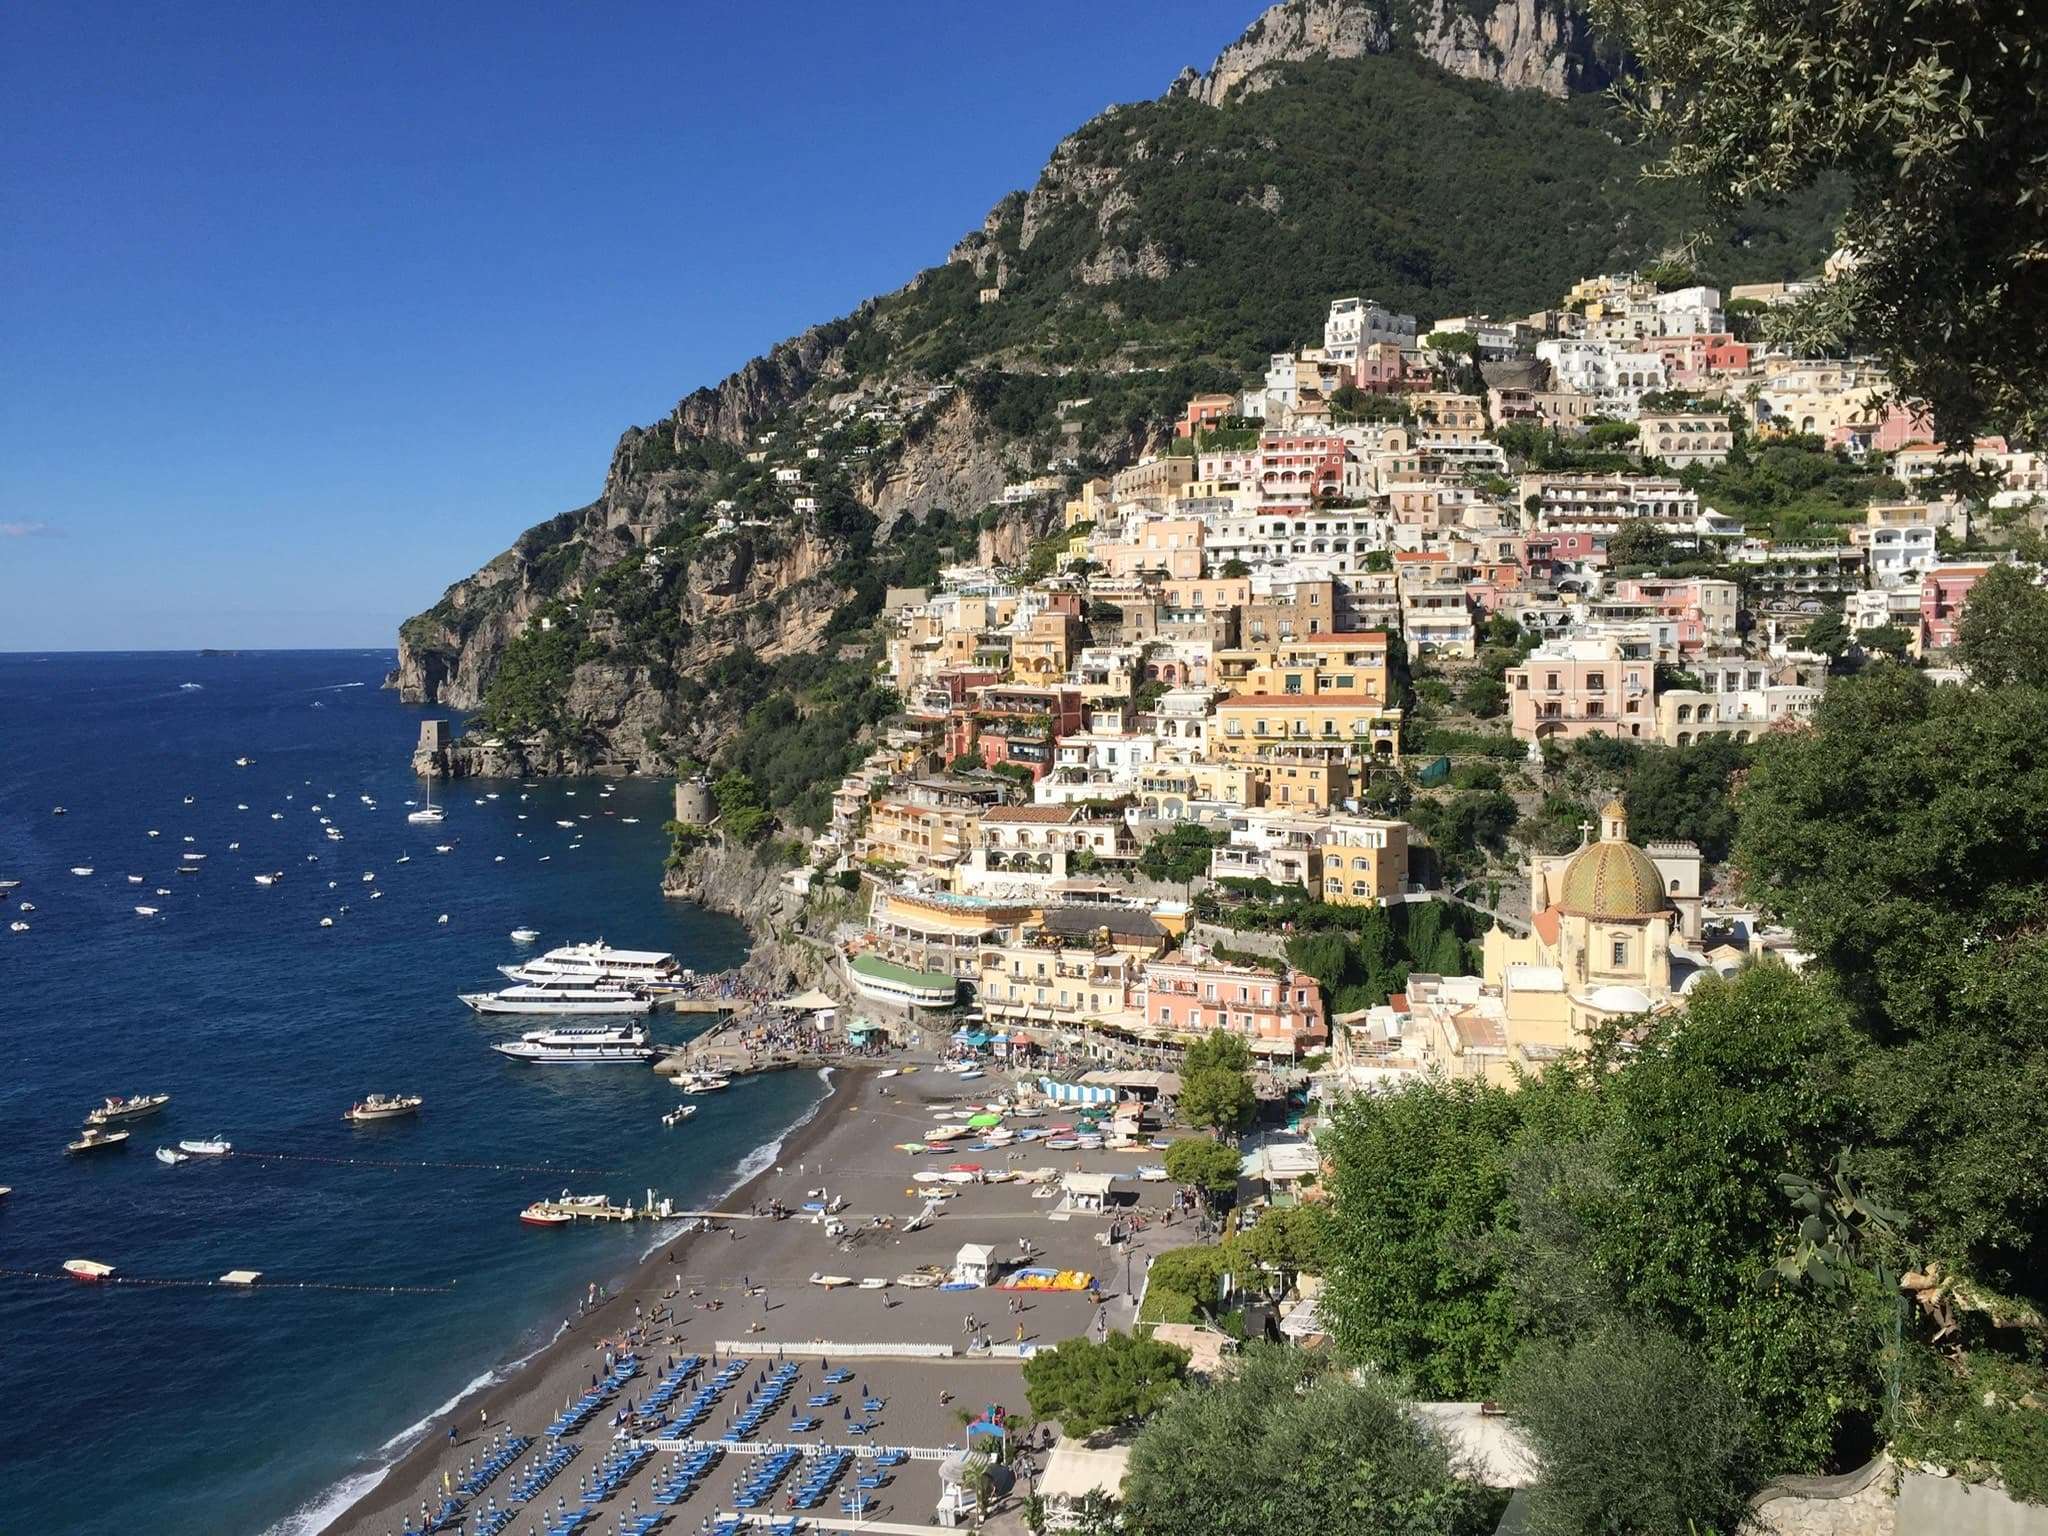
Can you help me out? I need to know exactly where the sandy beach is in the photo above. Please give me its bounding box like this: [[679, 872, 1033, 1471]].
[[326, 1062, 1198, 1536]]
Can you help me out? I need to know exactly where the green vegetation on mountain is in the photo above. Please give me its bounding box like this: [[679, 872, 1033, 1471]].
[[857, 53, 1839, 384]]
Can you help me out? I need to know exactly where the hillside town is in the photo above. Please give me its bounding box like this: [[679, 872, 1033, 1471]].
[[715, 269, 2044, 1102]]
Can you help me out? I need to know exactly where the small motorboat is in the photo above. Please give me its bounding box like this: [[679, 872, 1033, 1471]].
[[235, 757, 251, 767], [66, 1128, 130, 1155], [156, 1146, 190, 1165], [344, 1093, 423, 1124], [183, 795, 195, 804], [8, 921, 26, 933], [134, 905, 159, 917], [254, 873, 279, 886], [319, 917, 334, 928], [436, 914, 449, 924], [360, 872, 374, 883], [510, 927, 539, 943], [147, 829, 160, 837], [51, 806, 66, 816], [394, 854, 410, 864], [127, 875, 143, 884], [519, 1203, 574, 1228], [63, 1259, 115, 1282], [88, 1093, 169, 1126], [178, 1137, 230, 1156], [662, 1105, 698, 1127], [70, 866, 94, 877]]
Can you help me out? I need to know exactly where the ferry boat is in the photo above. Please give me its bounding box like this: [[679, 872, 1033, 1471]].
[[492, 1022, 659, 1063], [87, 1093, 170, 1126], [497, 939, 684, 990], [344, 1092, 423, 1123], [66, 1128, 130, 1155], [459, 981, 653, 1016]]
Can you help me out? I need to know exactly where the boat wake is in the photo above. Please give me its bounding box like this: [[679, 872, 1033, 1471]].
[[638, 1067, 836, 1261]]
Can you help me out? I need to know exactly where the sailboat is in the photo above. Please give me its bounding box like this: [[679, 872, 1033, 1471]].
[[406, 783, 445, 825]]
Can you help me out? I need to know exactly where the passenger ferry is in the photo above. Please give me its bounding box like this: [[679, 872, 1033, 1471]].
[[498, 939, 688, 991], [459, 980, 653, 1015], [492, 1022, 660, 1064]]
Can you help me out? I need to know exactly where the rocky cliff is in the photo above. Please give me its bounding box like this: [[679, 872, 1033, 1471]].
[[1167, 0, 1610, 105], [393, 0, 1828, 802]]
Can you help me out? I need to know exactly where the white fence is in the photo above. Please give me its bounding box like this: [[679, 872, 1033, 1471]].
[[715, 1339, 958, 1360]]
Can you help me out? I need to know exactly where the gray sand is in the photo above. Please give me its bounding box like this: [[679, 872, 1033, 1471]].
[[328, 1066, 1199, 1536]]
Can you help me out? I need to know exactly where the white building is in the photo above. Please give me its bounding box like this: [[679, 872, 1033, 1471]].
[[1324, 296, 1418, 364]]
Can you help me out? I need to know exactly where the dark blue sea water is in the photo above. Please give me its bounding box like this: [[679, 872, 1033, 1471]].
[[0, 651, 827, 1535]]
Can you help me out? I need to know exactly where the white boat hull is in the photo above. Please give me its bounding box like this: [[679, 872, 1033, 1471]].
[[493, 1042, 659, 1063], [461, 993, 651, 1015]]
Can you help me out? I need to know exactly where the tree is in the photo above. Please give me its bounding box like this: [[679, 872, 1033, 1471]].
[[1319, 1075, 1529, 1397], [1177, 1062, 1256, 1138], [1137, 823, 1223, 884], [1735, 666, 2048, 1301], [1604, 519, 1673, 568], [1594, 0, 2048, 447], [1124, 1344, 1495, 1536], [1181, 1029, 1251, 1078], [1021, 1330, 1189, 1440], [1800, 607, 1851, 658], [1163, 1138, 1242, 1207], [1505, 1325, 1770, 1536], [1458, 669, 1506, 717], [1135, 1241, 1236, 1325], [1955, 562, 2048, 687], [1235, 1202, 1336, 1279], [1588, 968, 1885, 1466]]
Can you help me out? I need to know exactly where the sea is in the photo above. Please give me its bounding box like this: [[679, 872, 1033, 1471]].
[[0, 650, 830, 1535]]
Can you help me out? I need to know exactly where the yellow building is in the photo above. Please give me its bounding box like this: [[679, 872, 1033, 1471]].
[[1063, 478, 1110, 529], [1481, 800, 1680, 1051], [1320, 817, 1408, 905], [1250, 755, 1348, 812], [975, 936, 1140, 1032], [1213, 692, 1402, 764]]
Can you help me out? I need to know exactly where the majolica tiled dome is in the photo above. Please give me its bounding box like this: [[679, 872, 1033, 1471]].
[[1556, 799, 1668, 921]]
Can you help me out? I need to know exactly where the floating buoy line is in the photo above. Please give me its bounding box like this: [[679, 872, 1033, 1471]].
[[0, 1267, 453, 1295], [224, 1149, 618, 1175]]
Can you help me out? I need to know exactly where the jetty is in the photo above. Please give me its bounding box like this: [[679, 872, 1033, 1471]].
[[523, 1196, 640, 1224]]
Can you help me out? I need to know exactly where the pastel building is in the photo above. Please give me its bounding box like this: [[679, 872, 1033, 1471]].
[[1506, 637, 1655, 742], [1136, 951, 1329, 1057]]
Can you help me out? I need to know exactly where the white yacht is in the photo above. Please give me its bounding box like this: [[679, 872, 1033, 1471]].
[[497, 939, 683, 990], [406, 787, 445, 825], [458, 980, 653, 1015], [492, 1022, 659, 1063]]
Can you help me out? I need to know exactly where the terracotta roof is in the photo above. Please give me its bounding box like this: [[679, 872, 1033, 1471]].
[[1531, 907, 1562, 946], [982, 805, 1080, 824]]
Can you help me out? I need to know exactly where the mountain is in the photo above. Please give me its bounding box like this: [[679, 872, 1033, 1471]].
[[395, 0, 1841, 810]]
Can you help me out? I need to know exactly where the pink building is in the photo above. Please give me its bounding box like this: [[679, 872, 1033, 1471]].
[[1257, 432, 1347, 506], [1919, 563, 1993, 653], [1177, 394, 1236, 438], [1354, 341, 1408, 393], [1137, 952, 1328, 1057], [1651, 332, 1751, 383], [1505, 637, 1656, 742], [1608, 575, 1740, 654]]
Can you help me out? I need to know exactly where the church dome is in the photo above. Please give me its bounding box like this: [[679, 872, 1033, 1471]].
[[1556, 799, 1669, 921]]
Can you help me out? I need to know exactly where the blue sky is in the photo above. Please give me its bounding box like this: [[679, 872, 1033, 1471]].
[[1, 1, 1257, 651]]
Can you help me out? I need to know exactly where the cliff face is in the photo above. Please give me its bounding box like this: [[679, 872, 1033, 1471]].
[[1167, 0, 1609, 104], [394, 0, 1827, 791]]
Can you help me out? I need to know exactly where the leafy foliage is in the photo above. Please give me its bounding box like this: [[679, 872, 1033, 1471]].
[[1163, 1138, 1242, 1203], [1505, 1325, 1770, 1536], [1599, 0, 2048, 446], [1124, 1344, 1497, 1536], [1020, 1330, 1189, 1439]]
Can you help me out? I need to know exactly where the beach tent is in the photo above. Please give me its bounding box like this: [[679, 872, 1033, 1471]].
[[1038, 1077, 1115, 1107], [1061, 1172, 1116, 1214], [777, 989, 838, 1012], [953, 1242, 1000, 1286], [952, 1029, 993, 1047]]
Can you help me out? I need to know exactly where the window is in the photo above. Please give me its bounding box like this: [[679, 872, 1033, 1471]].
[[1611, 940, 1628, 967], [1586, 672, 1605, 691]]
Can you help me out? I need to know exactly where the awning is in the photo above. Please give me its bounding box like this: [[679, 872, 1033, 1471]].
[[777, 988, 838, 1011], [1039, 1077, 1115, 1106]]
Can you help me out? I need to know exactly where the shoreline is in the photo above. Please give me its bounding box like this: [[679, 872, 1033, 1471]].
[[313, 1065, 854, 1536]]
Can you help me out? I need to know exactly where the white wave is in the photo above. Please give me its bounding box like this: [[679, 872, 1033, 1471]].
[[320, 682, 367, 691], [637, 1067, 837, 1261], [277, 1321, 567, 1536], [256, 1467, 384, 1536]]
